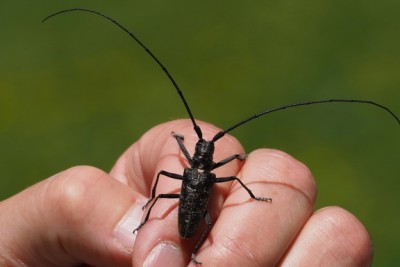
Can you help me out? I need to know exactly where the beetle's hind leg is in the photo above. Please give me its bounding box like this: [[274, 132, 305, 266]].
[[191, 211, 212, 265]]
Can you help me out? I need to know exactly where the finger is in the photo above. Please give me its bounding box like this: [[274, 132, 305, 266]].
[[280, 206, 373, 266], [194, 149, 316, 266], [110, 119, 245, 195], [127, 119, 246, 267], [0, 166, 142, 267]]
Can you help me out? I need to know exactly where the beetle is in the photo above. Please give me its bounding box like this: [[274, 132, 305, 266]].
[[43, 8, 400, 264]]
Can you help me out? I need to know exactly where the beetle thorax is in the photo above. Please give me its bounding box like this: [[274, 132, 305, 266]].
[[192, 139, 214, 170]]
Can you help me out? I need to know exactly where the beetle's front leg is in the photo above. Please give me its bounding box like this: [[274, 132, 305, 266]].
[[172, 132, 193, 165]]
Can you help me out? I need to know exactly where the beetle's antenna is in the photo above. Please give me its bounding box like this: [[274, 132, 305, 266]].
[[42, 8, 203, 139], [212, 99, 400, 142]]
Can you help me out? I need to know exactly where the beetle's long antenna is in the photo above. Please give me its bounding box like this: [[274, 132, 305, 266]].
[[212, 99, 400, 142], [42, 8, 203, 139]]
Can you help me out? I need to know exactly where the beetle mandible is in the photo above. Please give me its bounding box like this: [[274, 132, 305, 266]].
[[42, 8, 400, 264]]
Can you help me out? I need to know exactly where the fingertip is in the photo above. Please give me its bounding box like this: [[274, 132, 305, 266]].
[[282, 206, 373, 266], [314, 206, 373, 265], [142, 242, 186, 267], [132, 208, 188, 267]]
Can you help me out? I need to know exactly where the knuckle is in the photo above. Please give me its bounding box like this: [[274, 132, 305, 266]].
[[46, 166, 106, 224]]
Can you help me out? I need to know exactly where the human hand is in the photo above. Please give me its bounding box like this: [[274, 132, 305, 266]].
[[0, 120, 372, 266]]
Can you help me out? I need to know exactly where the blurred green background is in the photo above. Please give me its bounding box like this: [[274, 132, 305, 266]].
[[1, 0, 399, 265]]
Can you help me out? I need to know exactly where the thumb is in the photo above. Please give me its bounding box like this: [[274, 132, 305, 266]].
[[0, 166, 144, 267]]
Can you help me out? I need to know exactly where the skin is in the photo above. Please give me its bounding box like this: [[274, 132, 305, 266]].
[[0, 119, 373, 267]]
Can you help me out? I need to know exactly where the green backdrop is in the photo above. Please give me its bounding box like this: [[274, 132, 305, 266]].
[[1, 1, 399, 265]]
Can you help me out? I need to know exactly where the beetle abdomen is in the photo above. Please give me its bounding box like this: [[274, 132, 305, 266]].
[[178, 168, 215, 238]]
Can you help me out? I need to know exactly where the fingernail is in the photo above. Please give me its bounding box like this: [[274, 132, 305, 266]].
[[114, 203, 144, 253], [144, 242, 185, 267]]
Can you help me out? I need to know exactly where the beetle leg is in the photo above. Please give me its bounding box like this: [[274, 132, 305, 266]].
[[172, 132, 193, 165], [143, 170, 183, 210], [133, 193, 180, 234], [211, 153, 247, 170], [215, 176, 272, 202], [191, 211, 212, 265]]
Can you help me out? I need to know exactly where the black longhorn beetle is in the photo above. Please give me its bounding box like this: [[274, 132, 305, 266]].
[[43, 8, 400, 264]]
